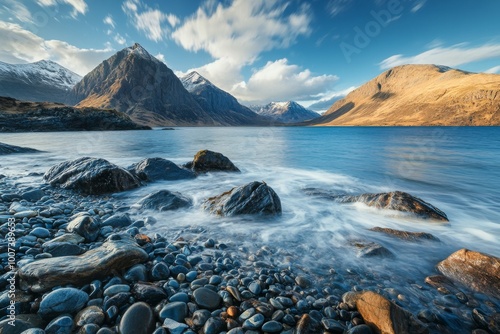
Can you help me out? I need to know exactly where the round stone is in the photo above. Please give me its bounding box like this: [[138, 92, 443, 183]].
[[347, 324, 374, 334], [103, 284, 130, 297], [39, 288, 89, 318], [159, 302, 188, 322], [151, 262, 170, 280], [192, 309, 211, 327], [243, 313, 265, 330], [193, 287, 222, 310], [119, 302, 155, 334], [30, 227, 51, 238], [44, 315, 74, 334], [75, 306, 105, 327], [248, 281, 262, 295], [261, 320, 283, 333]]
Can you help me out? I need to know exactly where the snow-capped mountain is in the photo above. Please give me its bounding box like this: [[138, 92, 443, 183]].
[[181, 71, 270, 126], [0, 60, 81, 103], [250, 101, 320, 123]]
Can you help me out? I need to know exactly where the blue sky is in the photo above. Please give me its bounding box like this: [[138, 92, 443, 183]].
[[1, 0, 500, 110]]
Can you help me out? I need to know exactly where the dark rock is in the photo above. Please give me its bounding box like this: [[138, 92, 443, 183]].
[[75, 306, 105, 327], [133, 283, 168, 304], [192, 309, 211, 327], [351, 240, 394, 258], [185, 150, 239, 173], [322, 319, 346, 333], [19, 329, 45, 334], [18, 237, 148, 292], [193, 287, 222, 310], [347, 325, 374, 334], [21, 189, 45, 202], [0, 142, 40, 155], [66, 215, 99, 242], [43, 157, 140, 195], [118, 302, 155, 334], [261, 320, 283, 333], [43, 242, 85, 257], [151, 262, 170, 280], [162, 318, 188, 334], [30, 227, 51, 238], [370, 227, 440, 242], [124, 264, 148, 282], [129, 157, 195, 181], [490, 313, 500, 334], [133, 190, 192, 211], [101, 213, 132, 228], [204, 181, 281, 216], [437, 249, 500, 299], [203, 317, 225, 334], [38, 288, 88, 318], [296, 314, 313, 334], [45, 315, 74, 334], [0, 319, 36, 334], [159, 301, 188, 322], [243, 314, 265, 330]]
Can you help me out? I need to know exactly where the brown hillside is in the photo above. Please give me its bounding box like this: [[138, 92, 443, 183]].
[[311, 64, 500, 126]]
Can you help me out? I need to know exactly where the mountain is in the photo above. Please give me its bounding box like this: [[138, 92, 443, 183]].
[[66, 43, 217, 126], [180, 71, 270, 125], [250, 101, 320, 123], [0, 96, 149, 132], [0, 60, 81, 103], [309, 64, 500, 126]]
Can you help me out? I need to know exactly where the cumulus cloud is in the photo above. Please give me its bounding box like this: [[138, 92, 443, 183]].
[[36, 0, 88, 18], [307, 86, 357, 112], [380, 43, 500, 70], [231, 59, 338, 104], [122, 0, 179, 42], [0, 21, 113, 75], [155, 53, 166, 64], [0, 0, 33, 23]]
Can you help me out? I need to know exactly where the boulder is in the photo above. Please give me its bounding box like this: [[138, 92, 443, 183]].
[[129, 157, 195, 181], [184, 150, 240, 173], [101, 213, 132, 228], [18, 236, 148, 292], [204, 181, 281, 216], [133, 190, 192, 211], [352, 291, 428, 334], [350, 240, 394, 258], [370, 227, 439, 242], [66, 215, 100, 242], [0, 142, 40, 155], [436, 249, 500, 299], [43, 157, 140, 194]]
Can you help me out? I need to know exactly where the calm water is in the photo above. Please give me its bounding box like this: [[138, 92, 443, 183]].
[[1, 127, 500, 299]]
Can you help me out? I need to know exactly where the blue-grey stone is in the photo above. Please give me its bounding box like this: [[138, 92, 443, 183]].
[[159, 301, 187, 322], [39, 288, 88, 318], [119, 302, 155, 334]]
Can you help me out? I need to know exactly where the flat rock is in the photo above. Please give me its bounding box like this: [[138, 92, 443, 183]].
[[43, 233, 85, 245], [351, 291, 428, 334], [184, 150, 240, 173], [204, 181, 281, 216], [18, 236, 148, 292], [350, 240, 394, 258], [370, 227, 439, 242], [437, 248, 500, 299], [42, 242, 85, 257], [193, 287, 222, 310], [133, 190, 192, 211], [38, 288, 88, 318], [129, 157, 195, 181], [43, 157, 140, 194], [101, 213, 132, 228], [119, 302, 155, 334], [0, 142, 40, 155]]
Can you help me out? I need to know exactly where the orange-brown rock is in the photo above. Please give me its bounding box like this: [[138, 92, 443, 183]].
[[437, 249, 500, 299]]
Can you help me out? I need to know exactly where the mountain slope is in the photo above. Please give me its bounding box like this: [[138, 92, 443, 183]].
[[0, 60, 81, 103], [66, 43, 216, 126], [181, 71, 270, 125], [309, 64, 500, 126], [251, 101, 320, 123]]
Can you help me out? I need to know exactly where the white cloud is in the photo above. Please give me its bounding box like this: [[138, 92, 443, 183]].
[[411, 0, 427, 13], [114, 33, 126, 45], [171, 0, 312, 64], [122, 0, 179, 42], [36, 0, 88, 18], [231, 59, 338, 104], [103, 15, 115, 28], [380, 43, 500, 70], [0, 21, 113, 75], [307, 86, 357, 112], [326, 0, 352, 17], [485, 66, 500, 74], [0, 0, 33, 23], [155, 53, 166, 64]]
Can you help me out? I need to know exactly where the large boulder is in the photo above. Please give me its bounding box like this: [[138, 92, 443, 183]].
[[370, 227, 440, 242], [133, 190, 192, 211], [0, 142, 40, 155], [436, 249, 500, 299], [128, 157, 195, 181], [17, 236, 148, 292], [184, 150, 240, 173], [43, 157, 141, 195], [204, 181, 281, 216], [349, 291, 428, 334]]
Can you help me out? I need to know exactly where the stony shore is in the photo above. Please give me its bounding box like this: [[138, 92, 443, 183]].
[[0, 149, 499, 334]]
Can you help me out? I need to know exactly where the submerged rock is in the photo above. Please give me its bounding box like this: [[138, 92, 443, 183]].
[[43, 157, 141, 194], [350, 240, 394, 258], [184, 150, 240, 173], [370, 227, 440, 242], [204, 181, 281, 216], [0, 142, 40, 155], [18, 236, 148, 292], [128, 157, 195, 181], [133, 190, 192, 211], [437, 249, 500, 299], [351, 291, 428, 334]]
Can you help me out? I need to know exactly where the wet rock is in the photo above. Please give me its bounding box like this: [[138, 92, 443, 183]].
[[75, 306, 105, 327], [489, 313, 500, 334], [30, 227, 51, 238], [193, 287, 222, 310], [351, 240, 394, 258], [43, 233, 85, 245], [43, 242, 85, 257], [204, 181, 281, 216], [261, 320, 283, 333], [184, 150, 240, 173], [118, 302, 155, 334], [243, 313, 265, 330], [66, 215, 100, 242], [45, 315, 74, 333], [159, 301, 188, 322], [124, 264, 148, 282], [350, 291, 428, 334], [133, 190, 192, 211], [192, 309, 211, 327], [322, 319, 346, 333], [22, 189, 45, 202], [43, 157, 140, 194], [437, 249, 500, 299], [0, 142, 40, 155], [18, 237, 148, 292], [129, 157, 195, 181], [203, 317, 225, 334], [370, 227, 440, 242], [0, 319, 36, 333], [38, 288, 88, 318], [101, 213, 132, 228], [162, 318, 189, 334], [132, 282, 167, 304], [347, 325, 373, 334], [296, 314, 314, 334]]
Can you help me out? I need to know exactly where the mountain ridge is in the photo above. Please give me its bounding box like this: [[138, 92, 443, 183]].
[[250, 101, 320, 123]]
